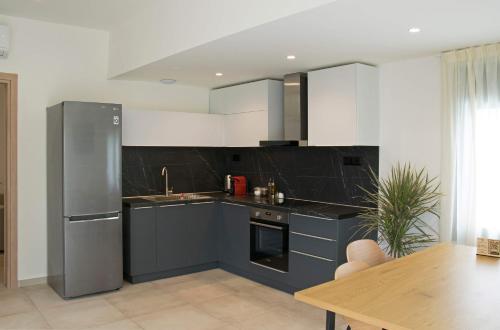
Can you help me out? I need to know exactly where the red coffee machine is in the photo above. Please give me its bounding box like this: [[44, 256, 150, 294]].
[[232, 176, 247, 196]]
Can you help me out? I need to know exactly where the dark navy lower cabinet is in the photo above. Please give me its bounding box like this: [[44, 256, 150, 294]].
[[288, 250, 336, 290], [156, 203, 192, 270], [218, 202, 250, 271], [123, 205, 157, 278], [186, 201, 218, 265], [124, 201, 373, 291], [287, 213, 370, 292]]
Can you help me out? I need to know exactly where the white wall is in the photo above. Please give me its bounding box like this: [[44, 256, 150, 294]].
[[379, 56, 442, 234], [108, 0, 335, 77], [0, 15, 210, 281], [379, 56, 441, 178]]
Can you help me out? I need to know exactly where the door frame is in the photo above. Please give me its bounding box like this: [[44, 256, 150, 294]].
[[0, 73, 18, 289]]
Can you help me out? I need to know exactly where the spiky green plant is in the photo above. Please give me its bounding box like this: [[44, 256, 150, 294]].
[[358, 163, 441, 258]]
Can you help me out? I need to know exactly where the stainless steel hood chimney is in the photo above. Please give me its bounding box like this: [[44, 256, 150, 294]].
[[260, 73, 308, 146]]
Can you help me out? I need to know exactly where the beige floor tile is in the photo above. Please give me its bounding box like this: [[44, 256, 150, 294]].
[[195, 292, 272, 324], [0, 311, 51, 329], [106, 287, 187, 318], [150, 273, 197, 287], [23, 285, 85, 310], [218, 275, 262, 292], [173, 282, 236, 304], [190, 268, 235, 283], [153, 276, 210, 294], [240, 284, 293, 305], [132, 304, 229, 330], [41, 298, 125, 329], [85, 319, 143, 330], [0, 290, 36, 318]]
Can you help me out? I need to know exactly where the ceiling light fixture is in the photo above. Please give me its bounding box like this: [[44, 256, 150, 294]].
[[215, 72, 224, 76], [160, 79, 176, 84], [287, 55, 296, 60], [409, 27, 421, 33]]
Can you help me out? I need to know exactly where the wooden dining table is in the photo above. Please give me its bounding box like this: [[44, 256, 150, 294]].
[[295, 243, 500, 330]]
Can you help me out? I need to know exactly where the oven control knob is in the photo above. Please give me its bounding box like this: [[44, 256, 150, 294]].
[[276, 215, 282, 221], [255, 211, 261, 217]]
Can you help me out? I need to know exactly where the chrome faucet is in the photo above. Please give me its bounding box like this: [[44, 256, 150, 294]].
[[161, 166, 172, 196]]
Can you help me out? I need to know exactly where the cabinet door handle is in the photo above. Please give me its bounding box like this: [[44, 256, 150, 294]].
[[133, 206, 153, 210], [221, 202, 246, 207], [290, 250, 334, 262], [159, 204, 186, 208], [190, 201, 214, 205]]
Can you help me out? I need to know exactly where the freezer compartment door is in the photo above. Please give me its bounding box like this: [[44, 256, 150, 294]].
[[64, 213, 123, 298], [63, 102, 122, 216]]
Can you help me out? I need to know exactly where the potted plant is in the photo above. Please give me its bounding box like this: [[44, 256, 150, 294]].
[[358, 163, 441, 258]]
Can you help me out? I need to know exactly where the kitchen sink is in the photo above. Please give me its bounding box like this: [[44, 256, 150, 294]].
[[143, 193, 212, 202]]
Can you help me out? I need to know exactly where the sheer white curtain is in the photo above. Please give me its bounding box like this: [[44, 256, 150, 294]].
[[441, 44, 500, 245]]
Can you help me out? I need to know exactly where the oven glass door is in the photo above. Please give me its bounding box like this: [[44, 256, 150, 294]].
[[250, 219, 289, 272]]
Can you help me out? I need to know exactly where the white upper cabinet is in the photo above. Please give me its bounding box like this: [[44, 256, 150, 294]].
[[210, 79, 284, 147], [308, 63, 379, 146], [122, 109, 224, 147]]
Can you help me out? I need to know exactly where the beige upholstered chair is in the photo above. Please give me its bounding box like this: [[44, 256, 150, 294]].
[[335, 261, 380, 330], [346, 239, 392, 267]]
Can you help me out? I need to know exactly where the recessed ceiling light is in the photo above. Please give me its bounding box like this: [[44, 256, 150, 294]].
[[287, 55, 296, 60], [215, 72, 224, 76], [160, 79, 176, 84], [409, 27, 421, 33]]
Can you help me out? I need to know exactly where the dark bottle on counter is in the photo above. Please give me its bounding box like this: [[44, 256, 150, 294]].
[[268, 178, 276, 200]]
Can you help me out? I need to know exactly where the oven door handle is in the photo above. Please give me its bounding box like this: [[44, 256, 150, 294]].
[[250, 221, 284, 231]]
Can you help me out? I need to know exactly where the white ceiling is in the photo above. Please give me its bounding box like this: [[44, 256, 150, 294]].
[[115, 0, 500, 88], [0, 0, 160, 30]]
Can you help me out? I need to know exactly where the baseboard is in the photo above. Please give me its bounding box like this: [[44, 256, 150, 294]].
[[19, 276, 47, 287]]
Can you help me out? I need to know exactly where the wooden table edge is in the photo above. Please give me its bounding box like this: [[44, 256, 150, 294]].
[[294, 290, 410, 330]]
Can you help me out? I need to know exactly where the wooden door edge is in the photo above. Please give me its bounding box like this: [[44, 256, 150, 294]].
[[0, 72, 18, 289]]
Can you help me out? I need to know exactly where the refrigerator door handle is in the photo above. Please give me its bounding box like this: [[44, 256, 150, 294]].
[[68, 211, 121, 222], [69, 216, 120, 223]]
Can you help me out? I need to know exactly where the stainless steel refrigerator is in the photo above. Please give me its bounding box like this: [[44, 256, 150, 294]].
[[47, 101, 123, 298]]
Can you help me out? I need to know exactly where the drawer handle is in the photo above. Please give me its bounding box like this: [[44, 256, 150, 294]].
[[290, 250, 334, 262], [290, 231, 335, 242], [250, 262, 287, 274], [221, 202, 246, 207], [133, 206, 153, 210], [190, 201, 214, 205], [291, 213, 334, 221], [159, 204, 186, 208], [250, 221, 283, 231]]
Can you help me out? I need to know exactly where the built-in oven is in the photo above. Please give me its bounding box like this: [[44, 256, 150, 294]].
[[250, 207, 289, 273]]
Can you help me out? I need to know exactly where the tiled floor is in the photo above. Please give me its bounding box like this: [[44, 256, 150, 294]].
[[0, 269, 348, 329]]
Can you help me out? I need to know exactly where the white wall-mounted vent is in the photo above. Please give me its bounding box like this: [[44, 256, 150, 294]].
[[0, 25, 10, 59]]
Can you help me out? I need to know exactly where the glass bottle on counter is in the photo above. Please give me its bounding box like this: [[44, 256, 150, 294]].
[[268, 178, 276, 200]]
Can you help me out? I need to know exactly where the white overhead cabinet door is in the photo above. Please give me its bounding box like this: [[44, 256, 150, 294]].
[[210, 79, 283, 147], [308, 63, 379, 146], [223, 110, 268, 147], [122, 109, 224, 146]]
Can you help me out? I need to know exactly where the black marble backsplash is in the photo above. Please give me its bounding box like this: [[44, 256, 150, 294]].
[[123, 147, 226, 196], [123, 146, 379, 206]]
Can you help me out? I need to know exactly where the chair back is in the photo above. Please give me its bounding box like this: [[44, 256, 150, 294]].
[[346, 239, 387, 267], [335, 261, 380, 330], [335, 260, 370, 280]]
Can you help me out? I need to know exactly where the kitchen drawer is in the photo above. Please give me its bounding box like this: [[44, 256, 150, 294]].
[[289, 231, 337, 260], [288, 250, 336, 291], [290, 213, 338, 240]]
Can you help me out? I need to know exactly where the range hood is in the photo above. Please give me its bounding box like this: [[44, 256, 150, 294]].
[[260, 73, 308, 147]]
